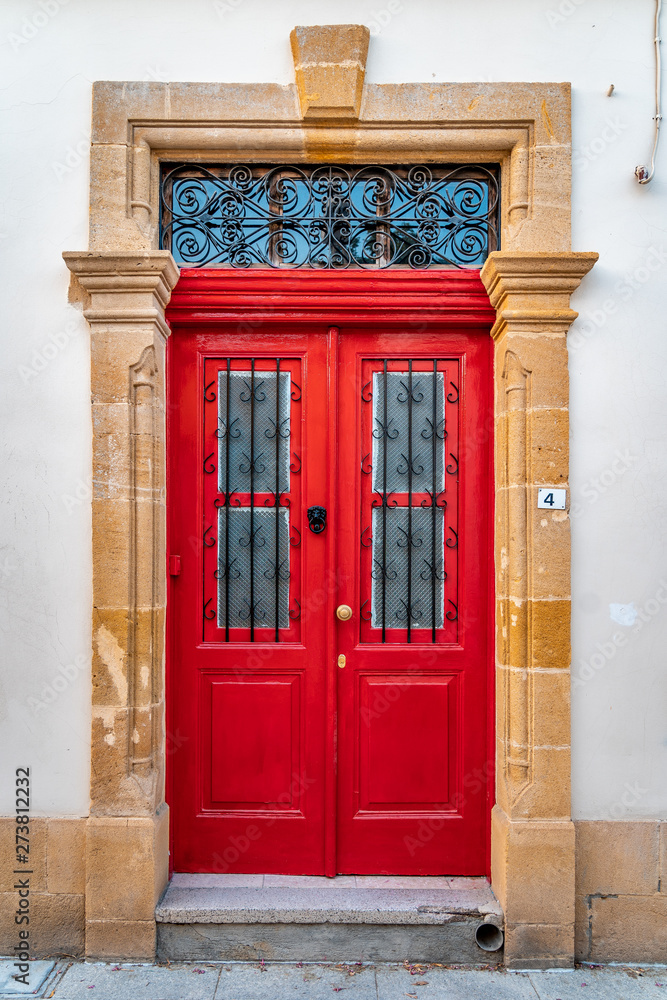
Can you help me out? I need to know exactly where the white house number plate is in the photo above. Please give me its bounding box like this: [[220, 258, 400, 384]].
[[537, 488, 567, 510]]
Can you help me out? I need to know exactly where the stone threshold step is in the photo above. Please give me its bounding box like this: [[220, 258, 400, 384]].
[[156, 875, 503, 964], [156, 874, 502, 925]]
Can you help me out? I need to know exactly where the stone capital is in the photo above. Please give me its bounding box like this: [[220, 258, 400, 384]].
[[63, 251, 179, 337], [481, 251, 598, 339]]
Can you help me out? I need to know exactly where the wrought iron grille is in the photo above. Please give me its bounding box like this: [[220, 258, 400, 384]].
[[360, 359, 459, 643], [160, 163, 499, 269], [203, 358, 302, 643]]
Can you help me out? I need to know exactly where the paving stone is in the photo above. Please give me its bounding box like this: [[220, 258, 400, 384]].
[[375, 965, 537, 1000], [0, 961, 54, 996], [54, 961, 220, 1000], [20, 961, 667, 1000], [527, 968, 667, 1000], [214, 963, 377, 1000]]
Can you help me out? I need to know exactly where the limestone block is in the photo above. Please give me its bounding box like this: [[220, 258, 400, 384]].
[[504, 598, 570, 671], [89, 144, 148, 252], [502, 333, 569, 411], [33, 894, 85, 957], [531, 670, 571, 747], [589, 894, 667, 963], [167, 81, 299, 122], [492, 808, 575, 926], [92, 403, 132, 501], [46, 819, 86, 895], [85, 809, 168, 922], [92, 499, 132, 609], [85, 918, 155, 961], [290, 25, 369, 119], [90, 708, 158, 814], [0, 892, 84, 959], [574, 894, 590, 961], [504, 922, 574, 969], [92, 81, 168, 145], [529, 408, 569, 485], [90, 329, 154, 405], [575, 821, 660, 897], [0, 817, 46, 892]]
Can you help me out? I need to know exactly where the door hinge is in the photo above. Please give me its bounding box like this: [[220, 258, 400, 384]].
[[169, 555, 181, 577]]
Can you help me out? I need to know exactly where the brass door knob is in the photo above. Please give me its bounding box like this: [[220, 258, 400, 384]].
[[336, 604, 353, 621]]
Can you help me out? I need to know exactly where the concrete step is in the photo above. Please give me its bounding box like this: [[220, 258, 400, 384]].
[[156, 875, 504, 964]]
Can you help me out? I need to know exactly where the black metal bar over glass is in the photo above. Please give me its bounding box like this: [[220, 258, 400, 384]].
[[161, 163, 499, 269]]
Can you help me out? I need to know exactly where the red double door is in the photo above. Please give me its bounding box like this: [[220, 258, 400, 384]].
[[168, 302, 492, 876]]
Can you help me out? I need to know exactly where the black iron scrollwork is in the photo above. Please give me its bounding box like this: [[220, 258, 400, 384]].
[[161, 163, 499, 269], [362, 358, 460, 643], [210, 356, 299, 642]]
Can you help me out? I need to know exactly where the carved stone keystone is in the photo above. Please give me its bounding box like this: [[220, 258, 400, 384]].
[[290, 24, 370, 119]]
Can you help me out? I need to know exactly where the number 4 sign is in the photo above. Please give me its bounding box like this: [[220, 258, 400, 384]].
[[537, 488, 566, 510]]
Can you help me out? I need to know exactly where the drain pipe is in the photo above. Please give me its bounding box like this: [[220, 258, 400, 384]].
[[475, 915, 504, 953]]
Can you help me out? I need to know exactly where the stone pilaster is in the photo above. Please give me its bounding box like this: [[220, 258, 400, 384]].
[[481, 251, 597, 968], [63, 251, 179, 960]]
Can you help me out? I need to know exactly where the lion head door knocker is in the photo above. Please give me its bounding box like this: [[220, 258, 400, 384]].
[[307, 506, 327, 534]]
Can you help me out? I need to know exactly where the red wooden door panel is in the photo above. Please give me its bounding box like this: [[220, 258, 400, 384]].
[[167, 277, 492, 876], [169, 328, 330, 873], [335, 329, 491, 874]]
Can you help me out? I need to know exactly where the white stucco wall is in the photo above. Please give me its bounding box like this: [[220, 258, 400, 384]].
[[0, 0, 665, 819]]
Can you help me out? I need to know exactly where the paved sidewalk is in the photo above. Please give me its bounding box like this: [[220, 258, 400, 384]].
[[1, 960, 667, 1000]]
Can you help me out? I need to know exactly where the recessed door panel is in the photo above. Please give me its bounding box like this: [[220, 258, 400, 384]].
[[359, 675, 454, 810], [208, 676, 300, 809]]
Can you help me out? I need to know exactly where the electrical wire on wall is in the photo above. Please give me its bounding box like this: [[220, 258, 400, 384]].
[[635, 0, 663, 183]]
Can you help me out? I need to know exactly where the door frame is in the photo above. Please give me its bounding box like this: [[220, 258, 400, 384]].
[[62, 31, 598, 964], [164, 268, 497, 877]]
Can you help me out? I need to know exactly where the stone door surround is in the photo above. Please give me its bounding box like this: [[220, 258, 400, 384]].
[[63, 25, 597, 968]]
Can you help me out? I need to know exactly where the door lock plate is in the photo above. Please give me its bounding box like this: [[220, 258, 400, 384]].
[[337, 654, 346, 669]]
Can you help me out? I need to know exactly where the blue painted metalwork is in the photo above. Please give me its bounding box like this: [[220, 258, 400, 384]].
[[160, 163, 499, 269]]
